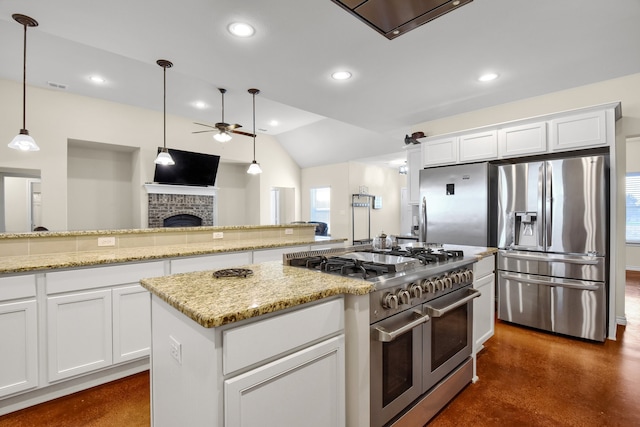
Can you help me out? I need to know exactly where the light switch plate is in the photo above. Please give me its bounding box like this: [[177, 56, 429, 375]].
[[285, 228, 293, 235], [213, 232, 224, 239], [97, 237, 116, 247]]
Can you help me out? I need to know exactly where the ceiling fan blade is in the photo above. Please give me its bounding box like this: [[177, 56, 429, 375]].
[[227, 123, 243, 130], [193, 122, 217, 130], [232, 129, 256, 138], [192, 130, 215, 134]]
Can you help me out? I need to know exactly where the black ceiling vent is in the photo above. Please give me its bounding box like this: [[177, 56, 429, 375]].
[[332, 0, 473, 40]]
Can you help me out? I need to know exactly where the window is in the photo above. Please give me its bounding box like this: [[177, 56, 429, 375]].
[[626, 173, 640, 243], [310, 187, 330, 233]]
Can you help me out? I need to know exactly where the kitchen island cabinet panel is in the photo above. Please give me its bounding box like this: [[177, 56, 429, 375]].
[[224, 335, 345, 427], [0, 299, 38, 397], [112, 285, 151, 363], [47, 289, 113, 382], [473, 255, 496, 354]]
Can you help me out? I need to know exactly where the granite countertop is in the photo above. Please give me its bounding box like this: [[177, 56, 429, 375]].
[[139, 261, 372, 328], [0, 237, 345, 274]]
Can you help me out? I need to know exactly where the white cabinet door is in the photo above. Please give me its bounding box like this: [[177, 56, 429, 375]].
[[225, 335, 345, 427], [113, 285, 150, 364], [407, 147, 421, 204], [170, 251, 252, 274], [422, 136, 457, 167], [458, 130, 498, 162], [473, 272, 495, 352], [550, 110, 607, 151], [498, 122, 547, 158], [0, 300, 38, 397], [47, 289, 113, 382]]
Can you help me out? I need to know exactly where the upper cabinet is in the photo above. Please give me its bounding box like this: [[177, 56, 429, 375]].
[[459, 130, 498, 162], [549, 110, 607, 151], [422, 136, 457, 167], [498, 122, 547, 158], [417, 103, 618, 169]]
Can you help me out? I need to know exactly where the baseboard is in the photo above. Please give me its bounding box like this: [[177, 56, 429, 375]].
[[626, 266, 640, 272], [0, 358, 149, 416], [617, 315, 628, 326]]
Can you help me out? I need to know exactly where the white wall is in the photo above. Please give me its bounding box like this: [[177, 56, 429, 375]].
[[216, 163, 249, 226], [301, 162, 402, 242], [0, 78, 302, 231], [4, 177, 30, 232], [67, 143, 136, 230]]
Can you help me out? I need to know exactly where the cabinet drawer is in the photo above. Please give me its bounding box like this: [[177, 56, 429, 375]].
[[473, 255, 495, 279], [0, 275, 36, 301], [46, 261, 165, 294], [223, 298, 344, 375]]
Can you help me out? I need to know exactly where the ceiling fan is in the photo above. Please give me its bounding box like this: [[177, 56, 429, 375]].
[[193, 88, 255, 141]]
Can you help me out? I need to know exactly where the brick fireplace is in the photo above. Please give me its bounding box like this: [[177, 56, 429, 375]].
[[144, 184, 218, 228]]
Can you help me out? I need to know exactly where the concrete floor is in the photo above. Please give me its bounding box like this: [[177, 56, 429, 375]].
[[1, 273, 639, 427]]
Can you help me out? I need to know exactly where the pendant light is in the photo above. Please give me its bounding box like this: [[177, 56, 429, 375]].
[[154, 59, 175, 166], [8, 14, 39, 152], [246, 88, 262, 175]]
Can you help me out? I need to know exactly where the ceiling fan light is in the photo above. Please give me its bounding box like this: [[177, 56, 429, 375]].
[[9, 129, 39, 151], [154, 149, 175, 165], [247, 160, 262, 175], [214, 130, 232, 142]]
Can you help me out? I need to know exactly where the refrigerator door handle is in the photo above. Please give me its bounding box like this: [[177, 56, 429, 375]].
[[538, 163, 545, 247], [420, 195, 427, 242], [499, 272, 601, 291], [545, 161, 552, 249], [500, 252, 600, 265]]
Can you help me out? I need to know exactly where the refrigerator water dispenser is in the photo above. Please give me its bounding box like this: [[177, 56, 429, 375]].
[[514, 212, 538, 247]]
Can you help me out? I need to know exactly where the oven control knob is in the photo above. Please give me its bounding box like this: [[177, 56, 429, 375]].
[[421, 279, 434, 294], [410, 284, 422, 299], [444, 276, 453, 288], [464, 270, 473, 282], [396, 289, 411, 305], [451, 272, 461, 284], [382, 293, 399, 310], [434, 278, 444, 291]]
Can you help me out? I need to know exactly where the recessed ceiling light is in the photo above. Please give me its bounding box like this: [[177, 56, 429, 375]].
[[228, 22, 255, 37], [478, 72, 499, 82], [194, 101, 207, 109], [331, 71, 352, 80], [269, 120, 279, 127], [89, 75, 105, 84]]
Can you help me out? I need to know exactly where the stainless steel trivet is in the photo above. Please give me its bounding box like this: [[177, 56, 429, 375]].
[[212, 268, 253, 278]]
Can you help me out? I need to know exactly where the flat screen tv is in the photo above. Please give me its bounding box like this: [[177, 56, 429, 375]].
[[153, 148, 221, 187]]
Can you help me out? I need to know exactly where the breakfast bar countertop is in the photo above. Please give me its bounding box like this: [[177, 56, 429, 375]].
[[139, 260, 372, 328]]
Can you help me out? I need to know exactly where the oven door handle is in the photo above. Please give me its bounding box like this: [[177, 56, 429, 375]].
[[372, 310, 430, 342], [424, 288, 481, 317]]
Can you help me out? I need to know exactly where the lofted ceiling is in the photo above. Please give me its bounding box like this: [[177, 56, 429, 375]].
[[0, 0, 639, 169]]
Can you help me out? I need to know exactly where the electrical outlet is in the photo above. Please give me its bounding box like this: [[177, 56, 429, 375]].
[[213, 232, 224, 239], [284, 228, 294, 235], [97, 237, 116, 247], [169, 335, 182, 365]]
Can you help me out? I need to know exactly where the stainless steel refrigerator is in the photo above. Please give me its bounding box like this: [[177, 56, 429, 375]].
[[418, 162, 497, 247], [496, 154, 609, 341]]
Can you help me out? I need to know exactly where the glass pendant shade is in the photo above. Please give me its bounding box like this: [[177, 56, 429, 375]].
[[155, 148, 175, 165], [247, 160, 262, 175], [214, 130, 232, 142], [8, 129, 39, 151]]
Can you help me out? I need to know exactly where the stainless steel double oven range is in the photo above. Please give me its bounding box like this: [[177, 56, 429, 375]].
[[286, 244, 479, 427]]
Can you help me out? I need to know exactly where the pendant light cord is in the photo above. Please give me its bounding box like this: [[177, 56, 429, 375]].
[[21, 22, 27, 130], [252, 91, 256, 160], [163, 64, 166, 149]]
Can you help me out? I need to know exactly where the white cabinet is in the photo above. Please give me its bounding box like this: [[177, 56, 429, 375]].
[[47, 289, 113, 382], [473, 255, 495, 354], [458, 130, 498, 163], [224, 335, 345, 427], [422, 136, 457, 167], [0, 299, 38, 397], [550, 110, 607, 151], [498, 122, 547, 158], [113, 285, 150, 364], [170, 251, 252, 274], [407, 147, 421, 204]]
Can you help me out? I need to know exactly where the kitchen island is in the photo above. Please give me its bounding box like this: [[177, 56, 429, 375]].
[[140, 244, 497, 427]]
